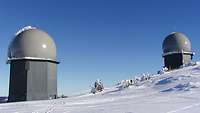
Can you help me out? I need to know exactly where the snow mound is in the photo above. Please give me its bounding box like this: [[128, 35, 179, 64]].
[[161, 82, 200, 92], [155, 77, 178, 85]]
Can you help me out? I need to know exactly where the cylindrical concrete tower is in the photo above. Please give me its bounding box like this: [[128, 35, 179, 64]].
[[8, 26, 59, 102], [162, 32, 194, 70]]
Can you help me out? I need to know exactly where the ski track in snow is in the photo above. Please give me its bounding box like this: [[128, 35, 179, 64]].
[[166, 102, 200, 113]]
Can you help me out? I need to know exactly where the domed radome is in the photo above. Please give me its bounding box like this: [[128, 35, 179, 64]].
[[8, 26, 58, 102], [162, 32, 194, 70], [162, 32, 192, 55], [8, 26, 56, 62]]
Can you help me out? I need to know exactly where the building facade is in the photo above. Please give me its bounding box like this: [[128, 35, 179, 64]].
[[8, 26, 59, 102]]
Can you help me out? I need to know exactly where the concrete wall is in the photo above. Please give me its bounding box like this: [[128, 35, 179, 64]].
[[8, 60, 57, 102], [164, 53, 192, 70], [183, 54, 192, 65], [8, 61, 27, 102], [26, 61, 48, 100], [164, 53, 183, 70], [47, 63, 57, 99]]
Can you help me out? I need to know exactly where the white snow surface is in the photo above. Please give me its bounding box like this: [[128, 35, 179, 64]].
[[1, 64, 200, 113]]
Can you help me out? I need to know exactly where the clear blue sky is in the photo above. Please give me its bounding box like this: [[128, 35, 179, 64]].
[[0, 0, 199, 96]]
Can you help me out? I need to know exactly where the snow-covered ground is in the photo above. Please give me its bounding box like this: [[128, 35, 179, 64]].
[[1, 64, 200, 113], [0, 97, 7, 104]]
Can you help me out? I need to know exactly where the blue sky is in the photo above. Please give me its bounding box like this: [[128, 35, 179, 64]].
[[0, 0, 200, 96]]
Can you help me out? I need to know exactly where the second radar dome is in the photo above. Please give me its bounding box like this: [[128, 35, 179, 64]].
[[162, 32, 192, 54]]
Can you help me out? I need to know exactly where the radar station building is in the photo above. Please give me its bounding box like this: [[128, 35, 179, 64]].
[[7, 26, 59, 102], [162, 32, 194, 70]]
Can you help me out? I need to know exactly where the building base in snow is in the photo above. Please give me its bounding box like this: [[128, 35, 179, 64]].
[[8, 59, 58, 102]]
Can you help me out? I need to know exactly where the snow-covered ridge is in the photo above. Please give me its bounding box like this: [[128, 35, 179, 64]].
[[1, 63, 200, 113]]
